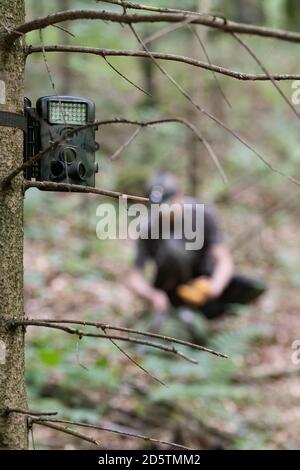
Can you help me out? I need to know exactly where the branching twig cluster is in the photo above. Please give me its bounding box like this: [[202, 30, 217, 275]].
[[6, 309, 227, 447], [30, 417, 190, 450], [12, 318, 227, 363], [100, 326, 167, 387], [0, 117, 226, 189], [29, 418, 101, 447], [26, 45, 300, 82], [231, 32, 300, 119], [14, 318, 227, 358], [128, 23, 300, 188], [11, 317, 226, 388]]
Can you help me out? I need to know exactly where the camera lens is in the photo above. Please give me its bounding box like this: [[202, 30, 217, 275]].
[[50, 160, 65, 180], [67, 161, 86, 181], [60, 147, 76, 163]]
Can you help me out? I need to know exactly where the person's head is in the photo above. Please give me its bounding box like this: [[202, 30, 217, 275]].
[[146, 172, 182, 205], [146, 172, 184, 223]]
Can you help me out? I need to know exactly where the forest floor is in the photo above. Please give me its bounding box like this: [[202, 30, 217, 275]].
[[23, 182, 300, 450]]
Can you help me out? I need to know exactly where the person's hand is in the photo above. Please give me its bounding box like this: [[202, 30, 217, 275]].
[[196, 276, 218, 299], [177, 277, 215, 306], [151, 289, 171, 313]]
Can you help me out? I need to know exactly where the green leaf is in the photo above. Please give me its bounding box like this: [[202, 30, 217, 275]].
[[39, 349, 62, 367]]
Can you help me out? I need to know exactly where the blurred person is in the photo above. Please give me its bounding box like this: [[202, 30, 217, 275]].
[[128, 172, 266, 321]]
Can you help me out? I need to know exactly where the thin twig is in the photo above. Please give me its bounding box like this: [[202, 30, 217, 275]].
[[30, 424, 36, 450], [189, 25, 232, 108], [232, 32, 300, 120], [4, 9, 300, 44], [14, 320, 198, 364], [39, 30, 57, 95], [52, 24, 76, 38], [24, 180, 149, 203], [75, 336, 89, 370], [15, 318, 228, 358], [143, 15, 203, 45], [26, 45, 300, 82], [129, 24, 300, 188], [97, 0, 213, 18], [100, 326, 166, 386], [103, 56, 150, 96], [199, 135, 227, 183], [31, 419, 101, 447], [32, 417, 190, 450], [110, 127, 143, 160]]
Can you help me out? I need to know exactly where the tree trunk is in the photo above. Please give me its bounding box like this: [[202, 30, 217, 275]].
[[0, 0, 28, 450], [187, 0, 210, 196], [285, 0, 300, 30], [140, 27, 158, 106], [233, 0, 265, 24]]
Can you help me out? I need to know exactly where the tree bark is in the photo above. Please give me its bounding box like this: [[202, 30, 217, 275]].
[[0, 0, 28, 450]]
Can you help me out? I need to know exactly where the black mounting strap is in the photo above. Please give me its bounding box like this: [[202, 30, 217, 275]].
[[0, 111, 26, 132]]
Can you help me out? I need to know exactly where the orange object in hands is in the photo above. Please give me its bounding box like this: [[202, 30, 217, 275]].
[[176, 278, 212, 305]]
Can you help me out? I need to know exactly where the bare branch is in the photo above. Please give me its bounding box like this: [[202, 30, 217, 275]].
[[29, 425, 36, 450], [31, 419, 101, 447], [189, 26, 232, 108], [75, 337, 89, 370], [52, 24, 76, 38], [24, 180, 149, 203], [0, 116, 224, 188], [26, 45, 300, 82], [113, 0, 221, 101], [102, 56, 150, 96], [97, 0, 212, 18], [232, 32, 300, 120], [14, 318, 228, 358], [4, 9, 300, 44], [14, 320, 199, 364], [109, 127, 143, 160], [143, 16, 198, 45], [39, 30, 57, 95], [4, 407, 57, 417], [100, 326, 166, 386], [199, 135, 227, 183], [32, 417, 191, 450]]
